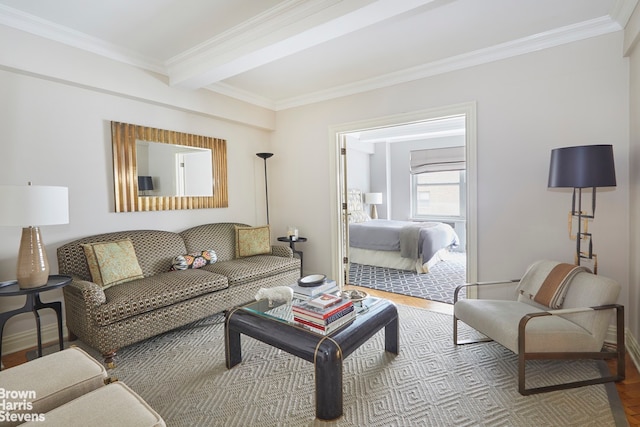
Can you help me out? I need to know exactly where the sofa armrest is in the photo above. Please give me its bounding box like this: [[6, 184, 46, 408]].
[[271, 245, 294, 258], [454, 279, 519, 303], [66, 278, 106, 307]]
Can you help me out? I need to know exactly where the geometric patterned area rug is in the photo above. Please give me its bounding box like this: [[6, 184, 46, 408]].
[[349, 252, 467, 304], [68, 304, 623, 426]]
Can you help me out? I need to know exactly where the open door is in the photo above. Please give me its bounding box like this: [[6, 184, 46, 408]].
[[338, 133, 351, 286]]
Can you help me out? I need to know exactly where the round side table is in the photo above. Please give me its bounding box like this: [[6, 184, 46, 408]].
[[0, 275, 72, 369], [277, 236, 307, 275]]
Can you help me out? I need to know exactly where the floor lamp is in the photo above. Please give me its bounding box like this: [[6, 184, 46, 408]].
[[256, 153, 273, 224], [548, 144, 616, 272]]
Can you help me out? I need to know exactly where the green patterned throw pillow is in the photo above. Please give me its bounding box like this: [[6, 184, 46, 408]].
[[81, 239, 144, 289], [234, 225, 272, 258]]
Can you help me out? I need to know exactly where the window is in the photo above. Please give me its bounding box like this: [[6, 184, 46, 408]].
[[410, 146, 465, 220], [412, 170, 465, 218]]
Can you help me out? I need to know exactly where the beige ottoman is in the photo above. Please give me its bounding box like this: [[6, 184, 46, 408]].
[[0, 347, 107, 427], [19, 382, 165, 427]]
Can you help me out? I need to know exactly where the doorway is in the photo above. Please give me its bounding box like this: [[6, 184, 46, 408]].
[[328, 103, 478, 299]]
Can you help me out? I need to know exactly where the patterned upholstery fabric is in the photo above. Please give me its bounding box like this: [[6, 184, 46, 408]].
[[57, 224, 301, 358]]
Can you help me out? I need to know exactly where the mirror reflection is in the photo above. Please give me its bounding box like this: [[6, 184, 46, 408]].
[[136, 141, 213, 197]]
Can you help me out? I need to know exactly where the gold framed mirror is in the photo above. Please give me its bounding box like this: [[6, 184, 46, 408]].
[[111, 121, 228, 212]]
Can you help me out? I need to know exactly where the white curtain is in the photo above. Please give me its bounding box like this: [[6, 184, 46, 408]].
[[410, 146, 465, 174]]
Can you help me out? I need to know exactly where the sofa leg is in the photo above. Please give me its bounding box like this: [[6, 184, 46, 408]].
[[103, 351, 117, 369]]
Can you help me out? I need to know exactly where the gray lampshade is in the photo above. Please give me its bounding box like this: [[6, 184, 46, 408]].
[[548, 145, 616, 188], [138, 176, 154, 191]]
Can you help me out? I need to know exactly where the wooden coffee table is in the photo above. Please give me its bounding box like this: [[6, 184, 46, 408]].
[[225, 296, 399, 420]]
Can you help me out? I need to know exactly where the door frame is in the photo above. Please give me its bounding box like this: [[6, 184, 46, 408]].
[[328, 102, 478, 289]]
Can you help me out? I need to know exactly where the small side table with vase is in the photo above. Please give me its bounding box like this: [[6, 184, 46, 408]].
[[0, 275, 72, 369]]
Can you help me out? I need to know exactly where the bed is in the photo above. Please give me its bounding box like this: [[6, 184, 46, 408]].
[[347, 189, 460, 273]]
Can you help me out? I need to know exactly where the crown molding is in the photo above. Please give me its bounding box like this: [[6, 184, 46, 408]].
[[205, 82, 276, 110], [273, 15, 622, 110], [610, 0, 639, 27], [0, 4, 164, 73]]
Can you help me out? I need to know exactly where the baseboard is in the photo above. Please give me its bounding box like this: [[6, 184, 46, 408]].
[[625, 328, 640, 372], [606, 324, 640, 372], [1, 322, 66, 356]]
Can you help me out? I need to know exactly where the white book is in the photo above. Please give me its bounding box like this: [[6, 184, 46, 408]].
[[290, 280, 337, 297]]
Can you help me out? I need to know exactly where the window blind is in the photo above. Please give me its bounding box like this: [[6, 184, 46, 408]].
[[410, 146, 465, 174]]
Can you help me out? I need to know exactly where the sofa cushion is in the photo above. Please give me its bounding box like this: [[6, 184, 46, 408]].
[[234, 225, 272, 257], [81, 239, 144, 289], [94, 270, 228, 326], [202, 255, 298, 286], [170, 250, 217, 270]]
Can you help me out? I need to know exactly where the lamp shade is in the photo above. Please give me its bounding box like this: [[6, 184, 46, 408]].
[[548, 145, 616, 188], [138, 176, 154, 191], [364, 193, 383, 205], [0, 185, 69, 226]]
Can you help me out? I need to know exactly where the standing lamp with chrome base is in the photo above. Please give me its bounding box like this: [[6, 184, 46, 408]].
[[548, 144, 616, 272], [0, 183, 69, 288]]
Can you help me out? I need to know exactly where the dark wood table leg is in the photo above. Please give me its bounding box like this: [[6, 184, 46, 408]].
[[225, 321, 242, 369], [385, 314, 399, 355], [315, 338, 343, 420]]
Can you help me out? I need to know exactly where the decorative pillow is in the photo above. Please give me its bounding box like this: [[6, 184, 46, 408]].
[[81, 239, 144, 289], [170, 250, 217, 271], [235, 225, 272, 258]]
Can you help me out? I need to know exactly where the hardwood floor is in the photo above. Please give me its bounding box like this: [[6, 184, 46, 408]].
[[3, 286, 639, 425]]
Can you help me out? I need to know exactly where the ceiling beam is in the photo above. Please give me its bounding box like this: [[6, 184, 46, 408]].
[[167, 0, 435, 89]]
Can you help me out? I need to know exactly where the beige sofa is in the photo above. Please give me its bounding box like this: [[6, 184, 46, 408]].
[[57, 223, 300, 365]]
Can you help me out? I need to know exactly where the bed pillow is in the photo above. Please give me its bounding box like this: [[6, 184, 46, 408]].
[[81, 239, 144, 289], [235, 225, 272, 258], [350, 210, 371, 223], [171, 250, 217, 271]]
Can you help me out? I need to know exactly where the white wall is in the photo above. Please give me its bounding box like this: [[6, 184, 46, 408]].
[[626, 5, 640, 363], [272, 32, 630, 310], [0, 39, 275, 350]]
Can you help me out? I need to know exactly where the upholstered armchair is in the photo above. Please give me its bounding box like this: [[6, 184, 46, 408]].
[[453, 260, 625, 395]]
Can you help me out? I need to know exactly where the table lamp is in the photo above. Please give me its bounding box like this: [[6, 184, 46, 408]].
[[0, 183, 69, 288], [138, 176, 154, 196], [364, 192, 383, 219]]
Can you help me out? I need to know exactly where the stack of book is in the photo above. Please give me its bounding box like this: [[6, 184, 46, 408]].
[[292, 293, 355, 335], [290, 280, 339, 300]]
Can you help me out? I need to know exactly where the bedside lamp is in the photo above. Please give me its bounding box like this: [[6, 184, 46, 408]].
[[0, 183, 69, 288], [548, 144, 616, 270], [364, 192, 383, 219]]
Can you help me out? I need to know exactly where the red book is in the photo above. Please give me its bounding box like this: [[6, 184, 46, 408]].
[[292, 299, 352, 320]]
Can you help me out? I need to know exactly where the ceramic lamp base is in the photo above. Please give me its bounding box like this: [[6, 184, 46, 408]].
[[17, 226, 50, 289]]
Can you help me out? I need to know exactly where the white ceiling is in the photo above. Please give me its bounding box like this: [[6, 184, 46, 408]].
[[0, 0, 636, 110]]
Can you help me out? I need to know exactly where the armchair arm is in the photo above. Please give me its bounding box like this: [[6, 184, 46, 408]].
[[517, 304, 625, 395], [271, 245, 294, 258], [454, 279, 519, 303]]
